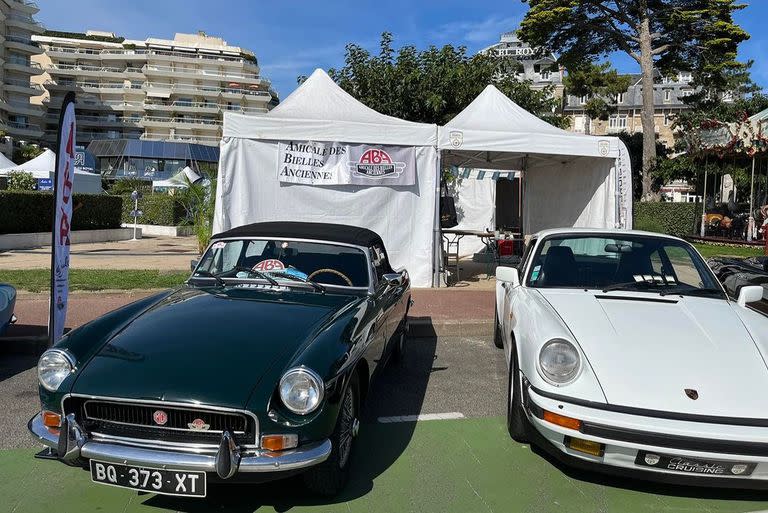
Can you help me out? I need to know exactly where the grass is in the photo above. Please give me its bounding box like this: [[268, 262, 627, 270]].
[[0, 269, 189, 293], [692, 243, 765, 259]]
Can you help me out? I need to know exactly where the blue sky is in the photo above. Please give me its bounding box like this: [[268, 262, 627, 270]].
[[35, 0, 768, 100]]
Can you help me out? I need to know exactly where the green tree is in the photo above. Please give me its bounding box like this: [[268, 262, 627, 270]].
[[519, 0, 750, 200], [13, 143, 44, 164], [309, 32, 566, 128], [564, 62, 632, 134], [6, 170, 36, 191]]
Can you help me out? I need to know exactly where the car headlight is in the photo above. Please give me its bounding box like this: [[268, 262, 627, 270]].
[[539, 339, 580, 385], [279, 368, 324, 415], [38, 349, 75, 392]]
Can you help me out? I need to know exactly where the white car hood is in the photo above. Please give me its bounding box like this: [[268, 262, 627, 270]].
[[538, 289, 768, 418]]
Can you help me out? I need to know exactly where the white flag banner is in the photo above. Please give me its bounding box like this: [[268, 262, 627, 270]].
[[278, 141, 416, 186], [49, 92, 76, 345]]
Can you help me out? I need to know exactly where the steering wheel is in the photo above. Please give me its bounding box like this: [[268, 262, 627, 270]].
[[307, 268, 353, 286]]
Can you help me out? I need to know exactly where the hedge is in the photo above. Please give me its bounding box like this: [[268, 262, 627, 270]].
[[120, 193, 187, 226], [0, 191, 123, 234], [634, 202, 701, 237]]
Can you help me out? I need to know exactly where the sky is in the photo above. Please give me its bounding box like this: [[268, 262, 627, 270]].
[[34, 0, 768, 100]]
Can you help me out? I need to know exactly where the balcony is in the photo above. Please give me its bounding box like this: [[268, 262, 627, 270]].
[[77, 99, 144, 112], [140, 133, 221, 146], [6, 14, 44, 33], [5, 36, 41, 54], [141, 116, 222, 128], [142, 64, 262, 84], [144, 100, 220, 113], [2, 100, 43, 117], [4, 78, 44, 94], [10, 1, 40, 14], [45, 63, 133, 77], [6, 120, 43, 138], [44, 46, 104, 59], [5, 59, 43, 75], [42, 79, 143, 95]]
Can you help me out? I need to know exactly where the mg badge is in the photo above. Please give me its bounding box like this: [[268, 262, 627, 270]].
[[449, 131, 463, 148], [644, 453, 660, 466], [685, 388, 699, 400], [188, 418, 210, 431], [598, 140, 610, 157], [731, 464, 748, 475], [152, 410, 168, 426]]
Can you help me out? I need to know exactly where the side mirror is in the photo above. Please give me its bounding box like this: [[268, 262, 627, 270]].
[[737, 285, 764, 307], [496, 266, 520, 287], [190, 259, 199, 272], [382, 273, 404, 287]]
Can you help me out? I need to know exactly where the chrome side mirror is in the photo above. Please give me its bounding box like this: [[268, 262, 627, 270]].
[[496, 266, 520, 287], [737, 285, 764, 307], [383, 273, 404, 287], [190, 259, 199, 272]]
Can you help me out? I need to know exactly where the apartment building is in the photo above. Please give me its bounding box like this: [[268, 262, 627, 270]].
[[480, 31, 564, 98], [564, 71, 697, 147], [31, 30, 276, 147], [0, 0, 44, 149]]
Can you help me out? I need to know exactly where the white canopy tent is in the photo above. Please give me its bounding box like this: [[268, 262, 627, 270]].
[[214, 69, 440, 287], [0, 152, 15, 169], [0, 149, 102, 194], [439, 85, 633, 237]]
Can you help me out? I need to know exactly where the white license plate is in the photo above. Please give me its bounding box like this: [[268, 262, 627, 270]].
[[89, 460, 206, 497]]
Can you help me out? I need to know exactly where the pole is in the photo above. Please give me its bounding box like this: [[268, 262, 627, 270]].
[[748, 156, 756, 242], [700, 155, 708, 237]]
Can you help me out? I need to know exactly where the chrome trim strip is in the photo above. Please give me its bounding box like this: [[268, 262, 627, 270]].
[[62, 394, 259, 444]]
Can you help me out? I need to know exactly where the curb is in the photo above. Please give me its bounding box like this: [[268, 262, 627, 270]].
[[408, 317, 493, 338]]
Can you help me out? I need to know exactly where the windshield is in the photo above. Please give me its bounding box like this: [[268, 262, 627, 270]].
[[193, 238, 370, 288], [526, 234, 724, 297]]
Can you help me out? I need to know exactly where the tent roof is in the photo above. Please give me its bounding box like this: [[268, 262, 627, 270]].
[[0, 149, 99, 178], [223, 68, 437, 146], [439, 85, 619, 166], [0, 152, 14, 169]]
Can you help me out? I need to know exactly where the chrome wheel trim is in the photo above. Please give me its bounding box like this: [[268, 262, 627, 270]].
[[338, 387, 355, 468]]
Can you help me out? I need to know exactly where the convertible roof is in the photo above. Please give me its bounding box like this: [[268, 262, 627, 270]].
[[212, 221, 383, 247]]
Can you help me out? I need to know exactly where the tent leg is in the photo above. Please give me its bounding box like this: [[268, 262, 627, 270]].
[[433, 153, 442, 288], [748, 156, 756, 242], [700, 155, 709, 238]]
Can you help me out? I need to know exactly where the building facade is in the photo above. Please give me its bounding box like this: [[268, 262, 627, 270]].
[[0, 0, 44, 152], [31, 30, 276, 147], [480, 31, 564, 97], [564, 71, 696, 147]]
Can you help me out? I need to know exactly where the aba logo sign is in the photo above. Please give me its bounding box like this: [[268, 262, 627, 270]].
[[350, 149, 406, 179]]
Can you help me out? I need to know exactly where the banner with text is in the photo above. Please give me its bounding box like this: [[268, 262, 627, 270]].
[[278, 141, 416, 186], [49, 92, 76, 345]]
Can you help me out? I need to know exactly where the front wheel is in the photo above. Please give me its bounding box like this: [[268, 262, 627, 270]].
[[506, 349, 528, 443], [303, 374, 359, 496]]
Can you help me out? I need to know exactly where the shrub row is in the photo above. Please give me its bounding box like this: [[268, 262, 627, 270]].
[[0, 191, 123, 234], [634, 201, 701, 237], [120, 193, 187, 226]]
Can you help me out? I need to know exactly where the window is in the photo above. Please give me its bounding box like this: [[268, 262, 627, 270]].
[[573, 115, 586, 133], [679, 72, 693, 83], [664, 89, 672, 103], [608, 114, 628, 132], [615, 92, 625, 104], [578, 95, 589, 105]]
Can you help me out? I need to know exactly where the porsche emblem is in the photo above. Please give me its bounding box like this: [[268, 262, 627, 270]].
[[684, 389, 699, 400]]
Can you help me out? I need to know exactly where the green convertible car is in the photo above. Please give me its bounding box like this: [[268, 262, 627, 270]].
[[29, 222, 411, 498]]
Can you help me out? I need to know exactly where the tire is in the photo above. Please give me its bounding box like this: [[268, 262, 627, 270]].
[[390, 320, 407, 364], [303, 374, 359, 496], [493, 307, 503, 348], [506, 348, 528, 443]]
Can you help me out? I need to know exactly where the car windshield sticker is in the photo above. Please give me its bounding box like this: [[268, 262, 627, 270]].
[[253, 259, 285, 272], [665, 275, 677, 284], [281, 267, 309, 280], [211, 241, 226, 250], [531, 265, 541, 281]]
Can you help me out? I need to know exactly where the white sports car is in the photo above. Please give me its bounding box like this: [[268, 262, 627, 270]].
[[495, 228, 768, 487]]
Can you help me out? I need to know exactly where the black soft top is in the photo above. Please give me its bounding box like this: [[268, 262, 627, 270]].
[[212, 222, 384, 248]]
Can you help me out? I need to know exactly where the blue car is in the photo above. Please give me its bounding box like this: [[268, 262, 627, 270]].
[[0, 284, 16, 335]]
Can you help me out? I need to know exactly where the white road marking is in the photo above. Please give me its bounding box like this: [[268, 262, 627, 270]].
[[377, 412, 465, 423]]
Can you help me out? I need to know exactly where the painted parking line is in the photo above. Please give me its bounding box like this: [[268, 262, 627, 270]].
[[377, 412, 465, 423]]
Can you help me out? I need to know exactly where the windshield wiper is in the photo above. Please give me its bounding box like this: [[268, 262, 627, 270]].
[[231, 266, 280, 287], [602, 281, 658, 293], [269, 271, 326, 293], [660, 287, 724, 298], [191, 270, 225, 287]]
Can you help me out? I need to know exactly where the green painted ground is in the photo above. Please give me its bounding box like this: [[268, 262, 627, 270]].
[[3, 417, 767, 513]]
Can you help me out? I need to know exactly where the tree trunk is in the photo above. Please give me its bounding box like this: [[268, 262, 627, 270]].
[[638, 14, 658, 201], [585, 115, 591, 135]]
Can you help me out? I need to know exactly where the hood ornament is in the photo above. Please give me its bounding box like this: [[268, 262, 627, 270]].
[[685, 389, 699, 400]]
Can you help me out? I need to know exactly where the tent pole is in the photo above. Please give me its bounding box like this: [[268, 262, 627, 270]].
[[433, 150, 442, 288], [748, 156, 756, 242], [520, 154, 528, 241], [700, 155, 708, 237]]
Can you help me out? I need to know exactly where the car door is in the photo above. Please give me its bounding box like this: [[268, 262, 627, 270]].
[[501, 238, 536, 362], [363, 247, 396, 378]]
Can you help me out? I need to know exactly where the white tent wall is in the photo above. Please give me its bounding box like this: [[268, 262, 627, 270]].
[[451, 178, 495, 258], [214, 138, 438, 287]]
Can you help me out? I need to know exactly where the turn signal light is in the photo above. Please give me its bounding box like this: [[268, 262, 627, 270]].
[[566, 436, 604, 457], [42, 411, 61, 428], [261, 434, 299, 452], [542, 410, 582, 431]]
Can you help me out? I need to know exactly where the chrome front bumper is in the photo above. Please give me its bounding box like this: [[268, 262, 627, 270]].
[[29, 412, 331, 477]]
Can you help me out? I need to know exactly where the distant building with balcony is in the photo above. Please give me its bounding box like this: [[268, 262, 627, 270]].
[[480, 31, 564, 98], [564, 71, 697, 147], [0, 0, 45, 153], [31, 30, 277, 147]]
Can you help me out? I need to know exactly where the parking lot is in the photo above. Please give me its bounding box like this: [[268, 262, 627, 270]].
[[3, 296, 768, 513]]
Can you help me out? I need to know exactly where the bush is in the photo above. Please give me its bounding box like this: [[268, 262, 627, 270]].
[[121, 193, 186, 226], [0, 191, 123, 234], [634, 202, 701, 237], [7, 171, 36, 191]]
